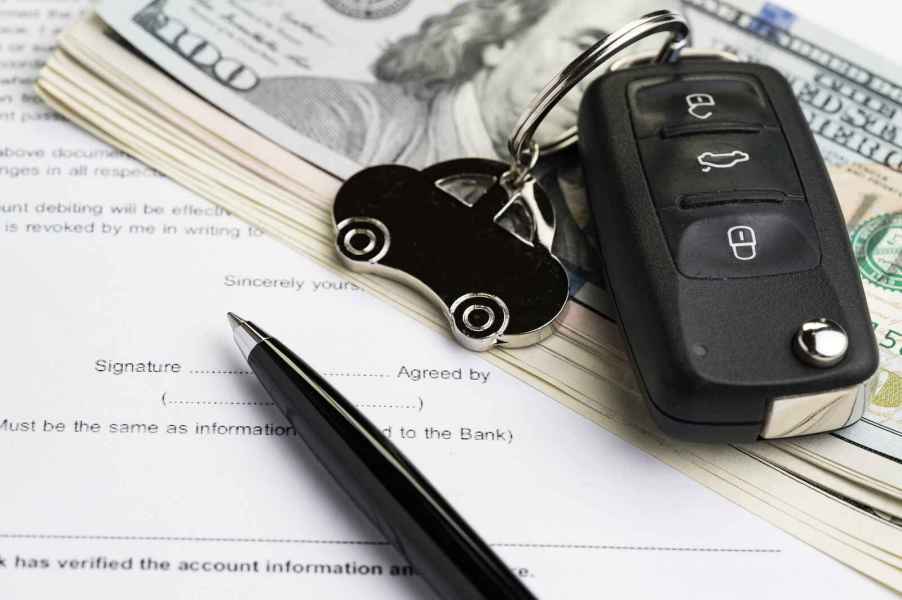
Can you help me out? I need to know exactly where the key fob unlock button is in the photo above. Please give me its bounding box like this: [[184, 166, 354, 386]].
[[661, 200, 821, 279]]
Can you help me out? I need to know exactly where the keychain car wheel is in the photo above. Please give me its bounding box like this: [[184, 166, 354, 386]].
[[449, 293, 510, 349], [336, 217, 390, 265]]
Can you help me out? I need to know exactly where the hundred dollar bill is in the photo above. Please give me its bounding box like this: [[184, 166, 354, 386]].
[[771, 165, 902, 501], [842, 166, 902, 455], [684, 0, 902, 178]]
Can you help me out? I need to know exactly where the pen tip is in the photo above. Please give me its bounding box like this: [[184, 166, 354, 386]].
[[227, 312, 268, 360], [226, 312, 245, 331]]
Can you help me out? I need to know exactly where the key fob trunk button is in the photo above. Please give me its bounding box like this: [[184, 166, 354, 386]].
[[638, 130, 804, 210]]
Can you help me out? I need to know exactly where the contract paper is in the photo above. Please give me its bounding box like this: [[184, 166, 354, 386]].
[[0, 1, 896, 598]]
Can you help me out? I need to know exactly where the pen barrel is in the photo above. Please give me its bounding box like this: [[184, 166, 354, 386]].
[[247, 337, 538, 600]]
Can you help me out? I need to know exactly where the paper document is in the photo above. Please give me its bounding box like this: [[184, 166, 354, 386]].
[[32, 0, 902, 586], [0, 3, 895, 598]]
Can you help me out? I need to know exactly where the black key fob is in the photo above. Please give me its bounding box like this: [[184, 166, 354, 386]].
[[579, 57, 879, 442]]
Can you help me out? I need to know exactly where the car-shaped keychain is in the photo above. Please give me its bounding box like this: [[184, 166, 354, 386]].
[[332, 158, 570, 351]]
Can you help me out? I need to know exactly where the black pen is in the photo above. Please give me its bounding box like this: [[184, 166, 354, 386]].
[[227, 313, 538, 600]]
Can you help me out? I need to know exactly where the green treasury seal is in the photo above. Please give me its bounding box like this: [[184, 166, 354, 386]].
[[851, 212, 902, 293]]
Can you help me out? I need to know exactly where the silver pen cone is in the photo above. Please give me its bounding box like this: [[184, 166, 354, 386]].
[[227, 312, 270, 360]]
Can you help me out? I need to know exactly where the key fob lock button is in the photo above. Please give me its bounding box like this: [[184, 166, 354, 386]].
[[630, 74, 778, 138]]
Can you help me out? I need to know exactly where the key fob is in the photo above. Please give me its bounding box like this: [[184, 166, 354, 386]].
[[579, 58, 879, 442]]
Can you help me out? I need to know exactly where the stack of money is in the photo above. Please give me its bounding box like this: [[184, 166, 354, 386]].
[[36, 0, 901, 589]]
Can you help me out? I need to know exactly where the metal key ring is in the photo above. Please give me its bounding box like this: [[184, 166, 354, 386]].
[[507, 10, 690, 171]]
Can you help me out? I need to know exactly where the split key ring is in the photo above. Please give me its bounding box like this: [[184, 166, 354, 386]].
[[504, 10, 690, 187]]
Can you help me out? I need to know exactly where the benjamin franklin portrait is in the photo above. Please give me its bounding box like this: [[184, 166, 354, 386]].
[[246, 0, 672, 299]]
